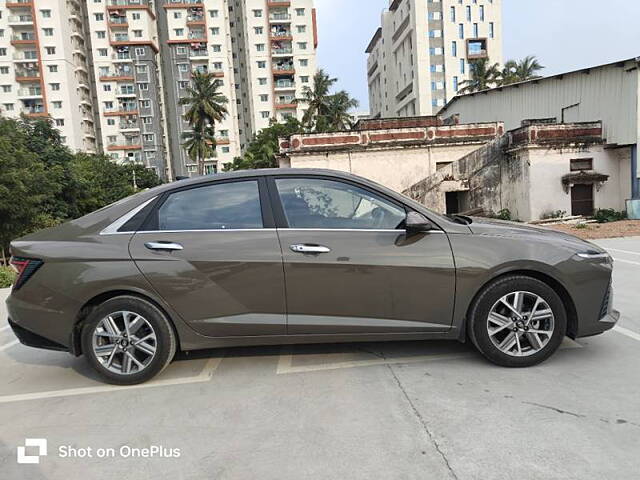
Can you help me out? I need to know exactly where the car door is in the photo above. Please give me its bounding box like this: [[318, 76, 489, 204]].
[[129, 177, 286, 337], [269, 175, 456, 335]]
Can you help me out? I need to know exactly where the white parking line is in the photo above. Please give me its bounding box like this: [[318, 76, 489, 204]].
[[613, 258, 640, 267], [0, 339, 19, 352], [0, 356, 223, 405], [276, 338, 582, 375], [606, 247, 640, 256], [614, 326, 640, 343]]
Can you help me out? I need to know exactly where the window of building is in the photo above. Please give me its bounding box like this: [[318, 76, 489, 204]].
[[107, 118, 115, 126], [210, 27, 220, 35], [98, 48, 108, 56], [136, 65, 147, 73], [570, 158, 594, 171], [253, 9, 262, 17], [50, 83, 60, 91], [256, 44, 265, 51], [0, 48, 6, 56], [258, 77, 267, 85], [489, 22, 495, 38], [254, 27, 263, 34], [212, 44, 222, 52], [458, 23, 464, 39], [104, 101, 113, 109], [96, 31, 106, 39], [299, 59, 308, 67], [460, 58, 465, 73], [297, 42, 307, 50], [473, 23, 479, 37], [132, 13, 141, 20], [430, 64, 443, 73], [213, 62, 223, 70], [429, 30, 442, 38], [139, 100, 150, 108], [41, 9, 51, 18], [174, 28, 184, 36], [53, 101, 62, 108], [296, 8, 305, 16], [452, 41, 457, 57], [103, 84, 112, 92], [138, 82, 149, 90], [143, 134, 154, 142], [177, 46, 187, 55], [156, 181, 263, 231], [301, 76, 309, 83], [480, 5, 485, 21], [257, 61, 266, 68], [45, 47, 56, 55], [3, 103, 14, 111], [95, 13, 104, 21], [178, 64, 189, 73], [133, 30, 143, 38], [466, 5, 471, 21], [43, 28, 53, 36], [261, 111, 270, 118], [429, 47, 443, 55], [1, 85, 11, 92], [0, 29, 4, 38], [135, 48, 145, 56], [174, 12, 182, 19], [55, 119, 64, 126], [0, 67, 8, 74], [450, 6, 456, 22], [209, 10, 219, 18], [429, 11, 441, 20], [297, 25, 306, 33], [142, 117, 152, 124], [453, 76, 459, 91]]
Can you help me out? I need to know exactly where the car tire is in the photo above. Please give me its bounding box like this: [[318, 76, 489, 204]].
[[468, 275, 567, 367], [81, 295, 177, 385]]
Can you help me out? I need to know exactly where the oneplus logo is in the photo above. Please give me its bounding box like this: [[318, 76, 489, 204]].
[[17, 438, 47, 464]]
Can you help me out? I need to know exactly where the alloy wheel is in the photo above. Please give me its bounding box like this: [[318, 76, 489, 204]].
[[92, 311, 157, 375], [487, 291, 555, 357]]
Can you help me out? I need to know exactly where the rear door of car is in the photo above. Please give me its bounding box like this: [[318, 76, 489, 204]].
[[267, 175, 456, 335], [129, 177, 286, 337]]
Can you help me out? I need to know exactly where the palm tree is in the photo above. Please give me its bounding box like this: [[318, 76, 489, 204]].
[[179, 71, 228, 175], [325, 91, 359, 131], [458, 58, 501, 94], [182, 126, 217, 174], [500, 56, 545, 86], [297, 69, 337, 130]]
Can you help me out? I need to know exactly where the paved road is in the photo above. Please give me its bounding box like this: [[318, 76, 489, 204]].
[[0, 237, 639, 479]]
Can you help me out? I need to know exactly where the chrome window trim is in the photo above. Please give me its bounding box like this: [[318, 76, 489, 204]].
[[135, 229, 275, 234], [278, 228, 446, 234], [100, 197, 158, 235], [120, 228, 445, 234]]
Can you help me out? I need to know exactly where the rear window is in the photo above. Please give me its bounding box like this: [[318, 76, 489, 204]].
[[154, 181, 263, 231]]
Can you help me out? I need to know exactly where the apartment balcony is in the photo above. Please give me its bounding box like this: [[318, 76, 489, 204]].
[[270, 29, 292, 41], [273, 64, 295, 75], [104, 105, 139, 116], [269, 12, 292, 22], [163, 0, 204, 8], [119, 121, 140, 131], [107, 137, 142, 151], [8, 14, 34, 25], [17, 86, 42, 99], [22, 103, 46, 116], [6, 0, 34, 8], [117, 87, 137, 98], [272, 47, 293, 57], [189, 48, 208, 60], [215, 136, 230, 145], [12, 52, 38, 62], [112, 52, 133, 62], [100, 70, 135, 81], [210, 69, 224, 78], [274, 79, 295, 90], [10, 33, 36, 45], [15, 69, 40, 82], [268, 1, 291, 6], [187, 14, 205, 25], [108, 15, 129, 28], [275, 101, 296, 110]]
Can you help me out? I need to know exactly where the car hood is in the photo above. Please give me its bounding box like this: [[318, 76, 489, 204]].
[[466, 217, 606, 253]]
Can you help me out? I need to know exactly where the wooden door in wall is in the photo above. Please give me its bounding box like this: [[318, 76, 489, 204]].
[[571, 184, 594, 216]]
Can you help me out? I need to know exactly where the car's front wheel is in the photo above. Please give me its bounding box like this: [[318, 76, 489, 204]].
[[81, 296, 177, 385], [468, 275, 567, 367]]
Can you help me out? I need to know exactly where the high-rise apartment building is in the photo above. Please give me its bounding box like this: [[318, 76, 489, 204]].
[[0, 0, 318, 179], [366, 0, 502, 118], [0, 0, 98, 153]]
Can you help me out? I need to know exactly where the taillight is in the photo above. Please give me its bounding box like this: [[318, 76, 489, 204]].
[[9, 256, 43, 290]]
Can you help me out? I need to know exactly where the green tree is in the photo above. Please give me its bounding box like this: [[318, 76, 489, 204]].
[[224, 118, 303, 171], [458, 58, 502, 94], [325, 91, 360, 131], [179, 71, 228, 175], [504, 55, 545, 85]]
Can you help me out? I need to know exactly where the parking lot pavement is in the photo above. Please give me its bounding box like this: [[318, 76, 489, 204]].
[[0, 236, 639, 480]]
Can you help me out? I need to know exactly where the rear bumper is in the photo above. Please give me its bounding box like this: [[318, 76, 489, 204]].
[[8, 318, 69, 352]]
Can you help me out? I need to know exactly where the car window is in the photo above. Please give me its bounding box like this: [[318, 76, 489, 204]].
[[156, 181, 263, 231], [275, 178, 406, 230]]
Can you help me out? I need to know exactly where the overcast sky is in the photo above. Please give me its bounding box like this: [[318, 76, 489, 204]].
[[315, 0, 640, 112]]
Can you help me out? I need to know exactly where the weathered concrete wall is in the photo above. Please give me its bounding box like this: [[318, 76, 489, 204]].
[[528, 146, 631, 219], [283, 144, 483, 193]]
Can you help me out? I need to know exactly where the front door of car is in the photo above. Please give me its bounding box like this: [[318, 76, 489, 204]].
[[269, 176, 456, 335], [129, 178, 286, 337]]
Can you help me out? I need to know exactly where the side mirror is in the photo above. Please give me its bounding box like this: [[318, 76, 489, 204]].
[[405, 211, 433, 234]]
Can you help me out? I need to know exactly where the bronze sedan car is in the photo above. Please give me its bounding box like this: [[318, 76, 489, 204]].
[[7, 169, 619, 384]]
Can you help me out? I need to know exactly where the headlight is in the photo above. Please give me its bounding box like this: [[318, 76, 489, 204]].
[[576, 251, 613, 264]]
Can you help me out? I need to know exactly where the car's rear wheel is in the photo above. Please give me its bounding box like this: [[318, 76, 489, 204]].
[[81, 296, 176, 385], [468, 275, 567, 367]]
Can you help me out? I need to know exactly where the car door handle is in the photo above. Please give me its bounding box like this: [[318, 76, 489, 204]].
[[144, 241, 184, 251], [290, 244, 331, 254]]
